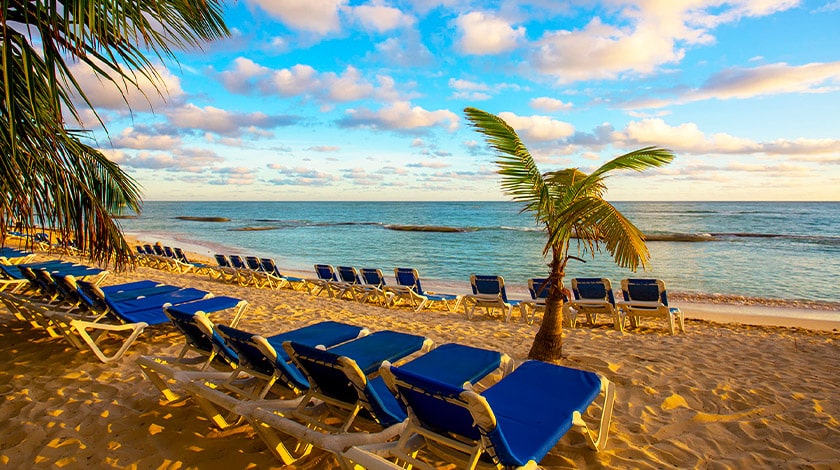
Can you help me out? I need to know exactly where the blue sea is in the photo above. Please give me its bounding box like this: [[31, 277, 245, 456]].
[[120, 201, 840, 303]]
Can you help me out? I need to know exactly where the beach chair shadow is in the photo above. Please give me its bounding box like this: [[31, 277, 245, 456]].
[[344, 359, 616, 469]]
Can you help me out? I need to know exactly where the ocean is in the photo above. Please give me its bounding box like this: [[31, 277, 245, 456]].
[[120, 201, 840, 303]]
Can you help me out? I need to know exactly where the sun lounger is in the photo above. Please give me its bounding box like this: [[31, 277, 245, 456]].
[[336, 265, 364, 300], [239, 336, 511, 466], [463, 274, 524, 322], [567, 278, 623, 330], [617, 278, 685, 334], [310, 264, 339, 297], [521, 277, 552, 324], [358, 268, 389, 306], [385, 268, 462, 312], [259, 258, 309, 291], [165, 321, 369, 429], [345, 359, 616, 469]]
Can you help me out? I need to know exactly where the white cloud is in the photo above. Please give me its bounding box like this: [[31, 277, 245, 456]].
[[246, 0, 346, 34], [351, 2, 415, 32], [112, 127, 181, 150], [166, 104, 296, 136], [457, 11, 525, 55], [497, 112, 575, 141], [70, 61, 185, 112], [341, 101, 460, 132], [530, 97, 573, 112]]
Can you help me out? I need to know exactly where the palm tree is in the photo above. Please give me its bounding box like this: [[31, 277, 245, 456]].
[[464, 107, 675, 362], [1, 0, 229, 267]]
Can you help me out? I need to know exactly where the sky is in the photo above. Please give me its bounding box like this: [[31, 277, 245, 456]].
[[76, 0, 840, 201]]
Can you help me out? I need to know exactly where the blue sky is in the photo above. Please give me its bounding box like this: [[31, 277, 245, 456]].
[[78, 0, 840, 201]]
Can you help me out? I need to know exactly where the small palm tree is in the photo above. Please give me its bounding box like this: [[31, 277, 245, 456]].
[[1, 0, 229, 267], [465, 107, 675, 362]]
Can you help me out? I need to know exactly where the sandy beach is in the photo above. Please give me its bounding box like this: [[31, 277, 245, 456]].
[[1, 247, 838, 469]]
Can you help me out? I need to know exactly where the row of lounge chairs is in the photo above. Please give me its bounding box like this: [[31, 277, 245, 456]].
[[135, 247, 683, 334], [0, 254, 248, 363], [137, 307, 616, 468]]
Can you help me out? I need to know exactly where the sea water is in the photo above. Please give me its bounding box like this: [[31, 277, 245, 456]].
[[119, 201, 840, 303]]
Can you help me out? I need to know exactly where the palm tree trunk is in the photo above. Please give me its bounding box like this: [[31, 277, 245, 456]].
[[528, 247, 567, 362]]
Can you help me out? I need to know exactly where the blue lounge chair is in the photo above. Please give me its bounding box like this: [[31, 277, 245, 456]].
[[171, 247, 214, 275], [521, 277, 552, 324], [243, 336, 509, 466], [567, 278, 622, 330], [336, 266, 364, 300], [345, 359, 616, 469], [617, 278, 685, 335], [358, 268, 389, 306], [213, 254, 239, 282], [171, 321, 370, 430], [386, 268, 462, 312], [464, 275, 524, 322], [259, 258, 309, 291], [310, 264, 339, 297], [102, 287, 212, 325]]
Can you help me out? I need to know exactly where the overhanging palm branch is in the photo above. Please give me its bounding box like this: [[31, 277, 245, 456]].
[[1, 0, 230, 267]]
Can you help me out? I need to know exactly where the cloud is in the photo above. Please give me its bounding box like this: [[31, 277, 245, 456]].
[[529, 1, 799, 84], [370, 34, 434, 67], [530, 97, 573, 112], [497, 112, 575, 141], [119, 147, 226, 173], [268, 164, 340, 186], [246, 0, 346, 34], [339, 101, 460, 132], [351, 2, 415, 32], [306, 146, 341, 152], [208, 167, 257, 185], [70, 61, 185, 113], [216, 59, 409, 104], [166, 104, 298, 136], [629, 62, 840, 108], [457, 11, 525, 55], [407, 160, 452, 169], [112, 127, 182, 150], [341, 167, 385, 185]]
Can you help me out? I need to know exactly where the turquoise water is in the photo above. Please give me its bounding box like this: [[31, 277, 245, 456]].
[[120, 201, 840, 303]]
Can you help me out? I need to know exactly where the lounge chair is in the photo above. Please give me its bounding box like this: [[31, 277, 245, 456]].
[[336, 265, 364, 300], [358, 268, 389, 306], [521, 277, 551, 324], [463, 275, 524, 322], [171, 321, 370, 430], [241, 336, 509, 465], [244, 256, 273, 288], [567, 278, 623, 330], [169, 247, 214, 275], [385, 268, 462, 312], [259, 258, 309, 292], [345, 359, 616, 469], [310, 264, 339, 297], [212, 254, 238, 282], [228, 255, 255, 286], [617, 278, 685, 335]]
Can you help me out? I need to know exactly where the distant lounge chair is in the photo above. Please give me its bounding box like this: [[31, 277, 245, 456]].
[[617, 278, 685, 335], [173, 247, 214, 275], [310, 264, 339, 297], [385, 268, 462, 312], [567, 278, 622, 330], [521, 277, 551, 324], [345, 359, 616, 469], [358, 268, 389, 306], [259, 258, 309, 292], [463, 274, 524, 322], [336, 265, 364, 300]]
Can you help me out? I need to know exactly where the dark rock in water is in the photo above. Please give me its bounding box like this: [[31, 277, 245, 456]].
[[175, 216, 230, 222], [228, 226, 279, 231], [113, 215, 138, 219], [384, 224, 470, 233]]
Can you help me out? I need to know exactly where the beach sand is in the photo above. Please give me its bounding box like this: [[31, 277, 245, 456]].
[[0, 249, 838, 469]]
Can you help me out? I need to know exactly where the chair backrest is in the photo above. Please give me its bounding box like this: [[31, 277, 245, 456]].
[[136, 245, 147, 255], [173, 247, 188, 263], [260, 258, 280, 276], [76, 279, 109, 313], [527, 278, 551, 300], [164, 308, 239, 366], [152, 244, 165, 256], [337, 266, 361, 284], [394, 268, 422, 293], [245, 256, 262, 271], [143, 244, 155, 255], [216, 324, 284, 378], [622, 278, 668, 305], [315, 264, 337, 281], [228, 255, 248, 269], [360, 268, 385, 286], [572, 278, 616, 306], [214, 254, 231, 268], [471, 275, 508, 302], [163, 246, 176, 258]]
